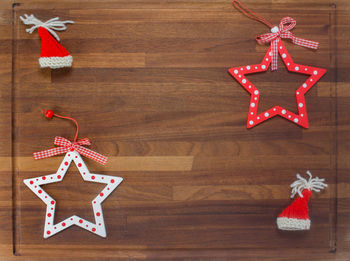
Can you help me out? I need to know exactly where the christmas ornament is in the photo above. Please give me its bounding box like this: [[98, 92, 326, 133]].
[[23, 110, 123, 238], [20, 14, 74, 69], [277, 171, 327, 231], [229, 1, 326, 128]]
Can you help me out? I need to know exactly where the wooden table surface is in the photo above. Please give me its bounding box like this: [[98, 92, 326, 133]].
[[0, 0, 350, 259]]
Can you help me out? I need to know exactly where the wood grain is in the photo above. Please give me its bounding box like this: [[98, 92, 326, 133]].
[[0, 156, 194, 171], [0, 0, 349, 260]]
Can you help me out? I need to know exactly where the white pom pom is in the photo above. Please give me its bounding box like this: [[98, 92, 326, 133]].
[[290, 170, 327, 198], [271, 26, 279, 33]]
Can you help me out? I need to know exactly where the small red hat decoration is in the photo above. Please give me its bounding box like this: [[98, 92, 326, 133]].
[[277, 171, 327, 231], [20, 14, 74, 69]]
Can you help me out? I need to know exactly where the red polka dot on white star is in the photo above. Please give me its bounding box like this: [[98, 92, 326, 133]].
[[24, 151, 123, 238]]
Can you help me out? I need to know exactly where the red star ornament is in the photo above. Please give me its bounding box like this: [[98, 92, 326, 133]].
[[24, 150, 123, 238], [228, 40, 326, 128]]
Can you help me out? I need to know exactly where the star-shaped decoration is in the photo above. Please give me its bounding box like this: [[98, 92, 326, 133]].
[[23, 150, 123, 238], [228, 40, 326, 128]]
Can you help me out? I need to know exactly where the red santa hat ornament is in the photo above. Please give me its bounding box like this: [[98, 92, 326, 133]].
[[277, 171, 327, 231], [20, 14, 74, 69]]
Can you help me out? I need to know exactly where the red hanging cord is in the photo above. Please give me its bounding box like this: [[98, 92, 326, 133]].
[[42, 109, 79, 142], [232, 0, 273, 28]]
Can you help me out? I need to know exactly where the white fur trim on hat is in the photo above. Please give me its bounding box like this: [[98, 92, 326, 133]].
[[39, 55, 73, 69], [277, 217, 310, 231]]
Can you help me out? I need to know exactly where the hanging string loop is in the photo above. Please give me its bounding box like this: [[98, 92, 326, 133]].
[[232, 1, 319, 70], [33, 110, 108, 165]]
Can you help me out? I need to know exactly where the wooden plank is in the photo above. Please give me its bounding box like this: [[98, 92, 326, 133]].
[[0, 0, 347, 259], [0, 0, 13, 258], [0, 156, 194, 171]]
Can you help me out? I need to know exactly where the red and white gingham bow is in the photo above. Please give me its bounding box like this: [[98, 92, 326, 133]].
[[256, 17, 319, 70], [33, 136, 108, 165]]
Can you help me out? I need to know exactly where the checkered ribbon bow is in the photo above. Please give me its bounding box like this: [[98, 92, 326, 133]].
[[256, 17, 319, 70], [33, 136, 108, 165]]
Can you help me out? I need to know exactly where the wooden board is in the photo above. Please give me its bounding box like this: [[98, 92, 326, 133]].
[[0, 0, 350, 259]]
